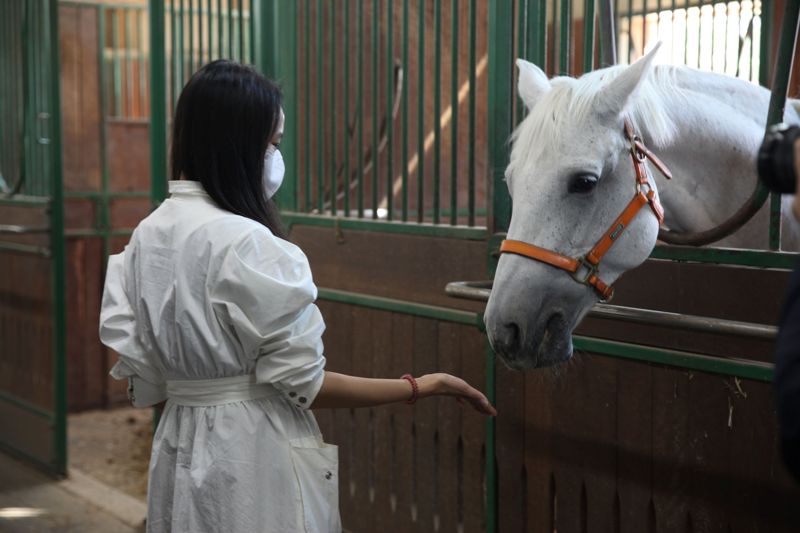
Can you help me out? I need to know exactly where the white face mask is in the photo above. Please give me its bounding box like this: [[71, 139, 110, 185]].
[[263, 144, 285, 199]]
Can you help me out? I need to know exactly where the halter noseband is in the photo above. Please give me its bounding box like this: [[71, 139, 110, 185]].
[[499, 121, 672, 301]]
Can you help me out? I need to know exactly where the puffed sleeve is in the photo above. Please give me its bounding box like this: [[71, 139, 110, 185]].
[[211, 228, 327, 409], [100, 250, 167, 406]]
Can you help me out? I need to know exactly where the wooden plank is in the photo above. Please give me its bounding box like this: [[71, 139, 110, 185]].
[[615, 360, 653, 533], [523, 361, 555, 533], [370, 309, 394, 531], [551, 360, 589, 533], [686, 372, 730, 533], [346, 305, 372, 531], [435, 321, 463, 533], [106, 121, 150, 192], [292, 225, 487, 312], [65, 238, 106, 410], [460, 326, 487, 533], [495, 360, 525, 533], [651, 367, 691, 532], [578, 356, 617, 533], [412, 316, 438, 531], [389, 313, 416, 531]]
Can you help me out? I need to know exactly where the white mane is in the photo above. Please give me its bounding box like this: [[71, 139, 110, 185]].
[[507, 65, 687, 179]]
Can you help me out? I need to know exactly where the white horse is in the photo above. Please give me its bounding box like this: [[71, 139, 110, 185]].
[[484, 44, 799, 370]]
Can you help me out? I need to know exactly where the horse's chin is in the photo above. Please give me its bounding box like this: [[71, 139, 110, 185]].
[[495, 313, 575, 370]]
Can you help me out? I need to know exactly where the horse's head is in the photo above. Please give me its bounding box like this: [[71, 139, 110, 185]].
[[485, 46, 666, 370]]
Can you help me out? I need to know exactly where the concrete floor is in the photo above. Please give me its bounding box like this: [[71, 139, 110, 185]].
[[0, 452, 142, 533]]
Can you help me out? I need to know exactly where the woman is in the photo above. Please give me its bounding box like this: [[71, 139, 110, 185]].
[[99, 60, 495, 533]]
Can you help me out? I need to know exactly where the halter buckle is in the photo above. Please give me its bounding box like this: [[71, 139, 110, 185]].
[[571, 256, 599, 285]]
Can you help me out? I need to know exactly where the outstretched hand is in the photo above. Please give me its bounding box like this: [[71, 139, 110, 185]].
[[417, 373, 497, 416]]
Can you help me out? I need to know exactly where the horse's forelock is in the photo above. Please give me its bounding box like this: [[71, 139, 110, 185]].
[[507, 65, 682, 181]]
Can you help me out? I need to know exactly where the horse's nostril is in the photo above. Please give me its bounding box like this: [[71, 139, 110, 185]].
[[495, 321, 521, 356]]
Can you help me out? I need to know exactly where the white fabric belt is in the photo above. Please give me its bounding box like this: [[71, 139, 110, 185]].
[[166, 374, 280, 407]]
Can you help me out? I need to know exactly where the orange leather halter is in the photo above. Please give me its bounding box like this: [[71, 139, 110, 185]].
[[499, 121, 672, 301]]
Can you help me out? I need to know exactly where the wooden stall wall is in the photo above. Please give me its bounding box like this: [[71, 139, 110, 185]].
[[294, 226, 489, 533], [492, 260, 800, 533], [60, 1, 151, 411]]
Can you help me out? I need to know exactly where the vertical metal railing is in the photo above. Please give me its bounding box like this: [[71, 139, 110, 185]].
[[0, 0, 66, 475], [150, 0, 256, 206], [289, 0, 486, 231]]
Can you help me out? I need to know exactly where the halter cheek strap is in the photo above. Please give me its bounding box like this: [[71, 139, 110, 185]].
[[499, 120, 671, 302]]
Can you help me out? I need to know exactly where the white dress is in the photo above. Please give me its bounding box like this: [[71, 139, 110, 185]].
[[99, 180, 340, 533]]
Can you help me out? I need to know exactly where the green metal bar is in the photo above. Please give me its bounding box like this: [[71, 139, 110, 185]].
[[767, 1, 799, 250], [112, 9, 122, 117], [179, 0, 185, 89], [417, 0, 425, 223], [386, 0, 394, 221], [583, 0, 596, 73], [65, 228, 136, 238], [487, 2, 514, 527], [171, 0, 177, 103], [0, 391, 53, 420], [249, 0, 255, 65], [357, 0, 364, 218], [317, 0, 324, 213], [228, 0, 233, 59], [331, 0, 337, 215], [217, 0, 222, 59], [207, 0, 213, 64], [98, 5, 111, 264], [305, 1, 311, 211], [433, 0, 441, 224], [47, 0, 67, 474], [138, 8, 146, 116], [284, 0, 299, 212], [468, 0, 476, 226], [450, 0, 458, 225], [559, 0, 570, 74], [125, 9, 133, 117], [317, 287, 481, 326], [190, 0, 196, 73], [282, 212, 489, 240], [197, 0, 203, 67], [238, 0, 244, 62], [371, 0, 379, 219], [573, 336, 773, 382], [344, 0, 351, 217], [651, 245, 794, 270], [401, 0, 409, 222], [150, 0, 168, 205]]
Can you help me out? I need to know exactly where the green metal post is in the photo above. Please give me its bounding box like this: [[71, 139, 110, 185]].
[[400, 0, 407, 221], [331, 1, 337, 215], [277, 0, 298, 212], [584, 0, 596, 73], [487, 1, 514, 527], [150, 0, 168, 205], [767, 2, 799, 250], [344, 0, 350, 217], [468, 0, 476, 226], [386, 0, 394, 221], [450, 0, 458, 225], [371, 0, 378, 218], [48, 0, 67, 476], [433, 0, 441, 224], [416, 0, 425, 222]]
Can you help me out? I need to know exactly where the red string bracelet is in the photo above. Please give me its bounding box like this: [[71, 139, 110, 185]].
[[400, 374, 418, 405]]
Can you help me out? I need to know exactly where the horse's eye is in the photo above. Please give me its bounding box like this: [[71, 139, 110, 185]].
[[568, 174, 598, 194]]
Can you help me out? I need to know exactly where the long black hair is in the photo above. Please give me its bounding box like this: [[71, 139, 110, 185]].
[[171, 60, 286, 238]]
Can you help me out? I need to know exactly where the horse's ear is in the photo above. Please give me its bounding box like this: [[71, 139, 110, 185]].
[[597, 42, 662, 117], [517, 59, 550, 110]]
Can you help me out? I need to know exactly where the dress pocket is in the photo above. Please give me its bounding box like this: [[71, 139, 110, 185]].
[[289, 437, 341, 533]]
